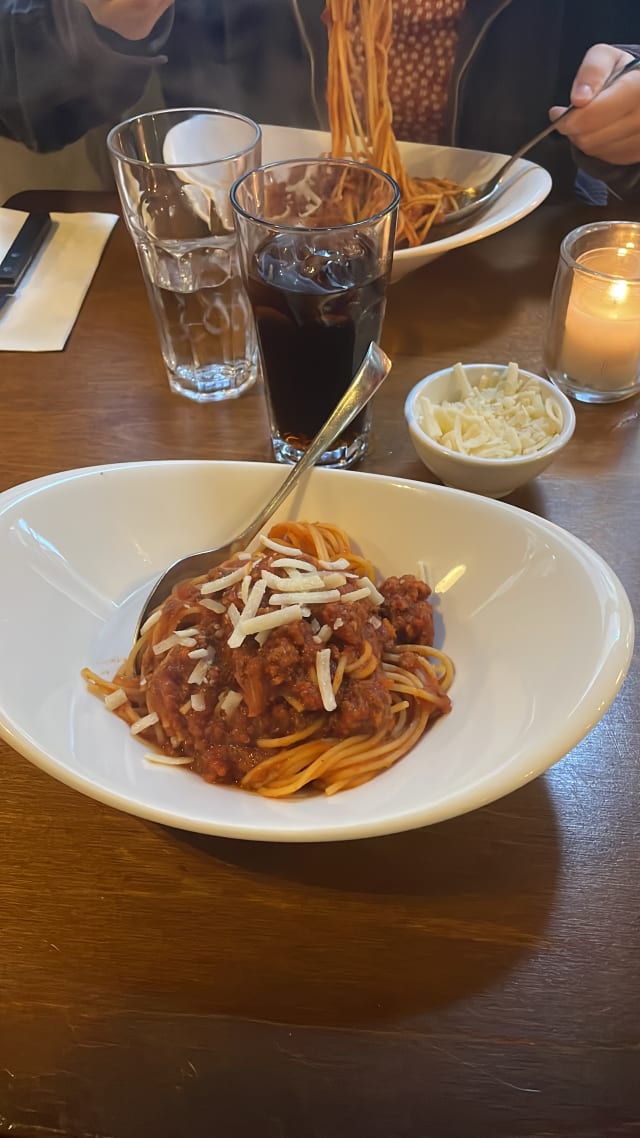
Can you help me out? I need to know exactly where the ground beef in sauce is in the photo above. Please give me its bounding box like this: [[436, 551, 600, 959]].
[[139, 562, 439, 787], [332, 673, 391, 736], [193, 742, 254, 783], [319, 596, 395, 655], [233, 620, 319, 716], [380, 575, 435, 645]]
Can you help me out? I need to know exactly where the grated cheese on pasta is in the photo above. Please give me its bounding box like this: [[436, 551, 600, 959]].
[[417, 362, 564, 459], [104, 687, 128, 711], [316, 648, 337, 712]]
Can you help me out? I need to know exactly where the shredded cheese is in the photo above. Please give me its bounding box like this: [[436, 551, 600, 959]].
[[271, 557, 319, 573], [318, 557, 350, 570], [268, 589, 341, 607], [201, 565, 247, 595], [219, 690, 243, 717], [238, 604, 304, 635], [316, 648, 337, 712], [319, 572, 348, 588], [261, 569, 326, 592], [187, 659, 209, 685], [144, 753, 193, 766], [342, 587, 371, 604], [357, 576, 385, 604], [131, 711, 159, 735], [153, 633, 182, 656], [417, 362, 563, 459], [259, 534, 304, 555], [139, 610, 161, 636], [227, 578, 267, 648], [199, 597, 225, 613], [104, 688, 128, 711]]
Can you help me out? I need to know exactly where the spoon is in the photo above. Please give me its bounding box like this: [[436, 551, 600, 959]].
[[431, 55, 640, 234], [133, 340, 392, 641]]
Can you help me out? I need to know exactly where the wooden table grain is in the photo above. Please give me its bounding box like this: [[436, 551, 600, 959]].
[[1, 190, 638, 1138]]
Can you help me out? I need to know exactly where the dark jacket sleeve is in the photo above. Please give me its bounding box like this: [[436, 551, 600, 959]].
[[0, 0, 173, 153], [577, 151, 640, 199]]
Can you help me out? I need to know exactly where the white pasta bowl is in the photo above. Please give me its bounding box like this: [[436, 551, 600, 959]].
[[260, 125, 552, 282], [0, 460, 632, 843], [405, 363, 576, 499]]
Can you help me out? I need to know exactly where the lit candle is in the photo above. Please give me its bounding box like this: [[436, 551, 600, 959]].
[[560, 246, 640, 392]]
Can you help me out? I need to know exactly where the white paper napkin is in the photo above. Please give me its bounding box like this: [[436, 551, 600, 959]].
[[0, 207, 118, 351]]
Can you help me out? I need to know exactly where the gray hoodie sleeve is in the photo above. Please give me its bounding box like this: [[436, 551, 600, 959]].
[[0, 0, 173, 152]]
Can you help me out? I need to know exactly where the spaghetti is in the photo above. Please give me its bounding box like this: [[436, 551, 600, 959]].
[[324, 0, 463, 246], [83, 522, 453, 797]]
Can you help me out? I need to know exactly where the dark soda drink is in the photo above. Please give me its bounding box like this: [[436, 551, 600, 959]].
[[246, 230, 388, 463]]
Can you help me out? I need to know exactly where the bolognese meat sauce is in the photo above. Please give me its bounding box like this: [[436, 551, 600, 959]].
[[88, 528, 452, 794]]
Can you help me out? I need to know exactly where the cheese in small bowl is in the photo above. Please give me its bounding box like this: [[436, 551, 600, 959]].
[[404, 362, 576, 498]]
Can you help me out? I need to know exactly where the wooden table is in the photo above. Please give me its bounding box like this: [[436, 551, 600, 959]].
[[1, 191, 638, 1138]]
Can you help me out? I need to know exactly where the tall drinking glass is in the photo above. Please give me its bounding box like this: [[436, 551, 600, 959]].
[[231, 158, 400, 465], [108, 108, 261, 402]]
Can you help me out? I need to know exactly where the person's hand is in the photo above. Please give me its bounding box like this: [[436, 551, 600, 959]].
[[81, 0, 174, 41], [549, 45, 640, 166]]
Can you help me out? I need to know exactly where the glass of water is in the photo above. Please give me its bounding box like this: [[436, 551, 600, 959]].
[[108, 108, 261, 402]]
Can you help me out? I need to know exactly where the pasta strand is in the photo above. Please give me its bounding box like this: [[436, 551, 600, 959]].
[[324, 0, 462, 246]]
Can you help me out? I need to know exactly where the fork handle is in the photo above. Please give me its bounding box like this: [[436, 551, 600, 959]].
[[490, 54, 640, 190], [228, 340, 392, 554]]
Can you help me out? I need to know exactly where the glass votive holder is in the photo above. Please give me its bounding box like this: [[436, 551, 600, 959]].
[[544, 220, 640, 404]]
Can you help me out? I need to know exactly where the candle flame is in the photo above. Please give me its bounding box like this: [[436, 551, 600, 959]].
[[608, 280, 629, 304]]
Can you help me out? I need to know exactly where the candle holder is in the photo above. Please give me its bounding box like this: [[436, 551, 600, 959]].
[[544, 220, 640, 403]]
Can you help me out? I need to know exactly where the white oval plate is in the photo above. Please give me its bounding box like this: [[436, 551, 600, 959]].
[[0, 462, 632, 842], [260, 124, 552, 282]]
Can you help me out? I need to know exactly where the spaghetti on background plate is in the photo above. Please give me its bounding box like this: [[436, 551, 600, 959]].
[[324, 0, 464, 246], [83, 522, 453, 798]]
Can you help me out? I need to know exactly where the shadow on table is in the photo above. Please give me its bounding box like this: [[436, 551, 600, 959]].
[[165, 773, 560, 1021], [0, 780, 562, 1138]]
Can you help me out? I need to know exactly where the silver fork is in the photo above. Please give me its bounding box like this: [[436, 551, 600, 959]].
[[132, 340, 392, 641], [431, 55, 640, 234]]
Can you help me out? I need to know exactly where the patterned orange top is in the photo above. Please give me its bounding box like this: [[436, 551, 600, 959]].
[[387, 0, 467, 143]]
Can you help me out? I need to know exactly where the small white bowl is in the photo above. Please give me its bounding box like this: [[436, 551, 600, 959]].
[[405, 363, 576, 499]]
